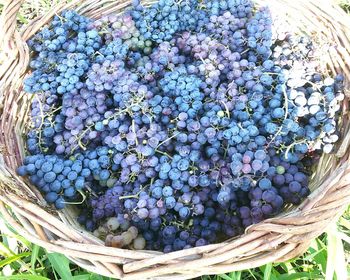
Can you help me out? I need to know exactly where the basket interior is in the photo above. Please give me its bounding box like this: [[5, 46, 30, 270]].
[[9, 0, 350, 211]]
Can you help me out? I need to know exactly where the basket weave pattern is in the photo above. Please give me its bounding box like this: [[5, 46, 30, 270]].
[[1, 0, 350, 279]]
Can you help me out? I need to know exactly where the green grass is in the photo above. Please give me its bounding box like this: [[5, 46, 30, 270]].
[[339, 0, 350, 13], [0, 206, 349, 279], [0, 215, 111, 280]]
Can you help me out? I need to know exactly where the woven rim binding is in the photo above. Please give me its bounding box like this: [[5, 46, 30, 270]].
[[1, 0, 350, 279]]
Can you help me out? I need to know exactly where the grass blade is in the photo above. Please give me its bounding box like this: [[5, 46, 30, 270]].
[[17, 13, 29, 24], [228, 271, 241, 280], [336, 231, 350, 245], [0, 252, 31, 268], [47, 252, 72, 280], [0, 275, 49, 280], [333, 233, 347, 280], [277, 272, 322, 280], [235, 271, 241, 280], [325, 225, 337, 280], [339, 217, 350, 231], [263, 263, 272, 280], [71, 275, 91, 280], [217, 274, 233, 280], [311, 238, 327, 273], [31, 245, 40, 270], [90, 274, 110, 280]]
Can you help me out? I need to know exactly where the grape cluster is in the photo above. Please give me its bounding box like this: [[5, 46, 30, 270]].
[[267, 155, 310, 205], [261, 34, 345, 156], [17, 154, 88, 209], [90, 14, 154, 55], [130, 0, 202, 43], [18, 0, 344, 253], [242, 186, 284, 226], [246, 7, 273, 59], [204, 12, 247, 53], [53, 88, 111, 155], [27, 91, 59, 154], [204, 0, 253, 18], [158, 66, 203, 119], [24, 11, 101, 94], [104, 223, 146, 250]]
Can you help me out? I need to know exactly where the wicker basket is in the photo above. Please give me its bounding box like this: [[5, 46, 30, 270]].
[[1, 0, 350, 279]]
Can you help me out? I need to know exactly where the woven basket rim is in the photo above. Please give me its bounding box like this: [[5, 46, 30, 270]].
[[1, 0, 350, 279]]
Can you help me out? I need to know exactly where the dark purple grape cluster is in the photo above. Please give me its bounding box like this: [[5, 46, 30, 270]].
[[17, 154, 88, 209], [53, 88, 110, 155], [18, 0, 344, 253], [267, 154, 310, 205], [27, 91, 59, 154], [130, 0, 203, 43]]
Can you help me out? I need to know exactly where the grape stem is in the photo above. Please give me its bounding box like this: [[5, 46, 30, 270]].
[[283, 139, 308, 159], [62, 189, 87, 205], [156, 132, 180, 149], [220, 100, 231, 118], [132, 120, 139, 146], [34, 94, 45, 150], [155, 149, 173, 159], [119, 185, 145, 200]]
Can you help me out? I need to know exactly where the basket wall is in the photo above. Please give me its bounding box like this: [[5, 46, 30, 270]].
[[1, 0, 350, 279]]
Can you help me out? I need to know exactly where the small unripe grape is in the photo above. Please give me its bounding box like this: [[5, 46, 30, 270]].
[[276, 166, 285, 175], [105, 234, 114, 246], [144, 47, 152, 55], [128, 226, 138, 239], [106, 178, 117, 187], [133, 236, 146, 250], [106, 217, 120, 231], [217, 111, 225, 118], [111, 235, 124, 248], [120, 219, 130, 231], [121, 231, 133, 245], [93, 229, 100, 237], [98, 225, 108, 235]]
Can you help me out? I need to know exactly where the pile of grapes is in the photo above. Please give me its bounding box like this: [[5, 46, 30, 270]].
[[17, 0, 345, 252]]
